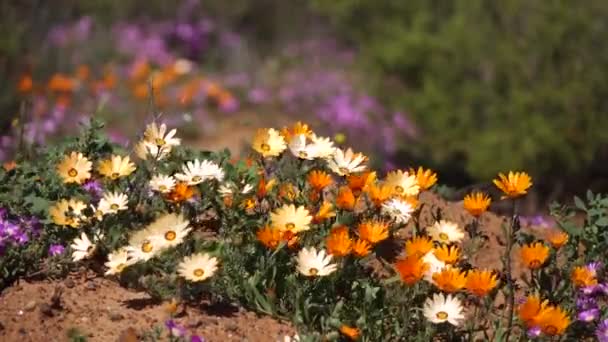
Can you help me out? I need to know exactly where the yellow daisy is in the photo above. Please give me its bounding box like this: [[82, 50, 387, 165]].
[[56, 152, 92, 184], [49, 199, 87, 228], [252, 128, 287, 157], [385, 170, 420, 197], [98, 155, 136, 180], [270, 204, 313, 233], [493, 171, 533, 199]]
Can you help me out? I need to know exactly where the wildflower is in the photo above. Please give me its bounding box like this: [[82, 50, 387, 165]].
[[347, 171, 376, 195], [127, 230, 165, 262], [252, 128, 287, 157], [270, 204, 312, 233], [104, 248, 134, 275], [82, 179, 103, 198], [535, 306, 570, 336], [175, 159, 224, 185], [432, 267, 467, 292], [98, 155, 136, 180], [178, 253, 219, 282], [422, 251, 446, 281], [97, 192, 128, 215], [3, 160, 17, 172], [381, 198, 414, 224], [327, 148, 367, 176], [546, 230, 568, 249], [409, 167, 437, 190], [296, 247, 337, 277], [278, 182, 299, 201], [358, 219, 389, 244], [288, 134, 317, 160], [571, 266, 598, 287], [385, 170, 420, 197], [405, 236, 434, 257], [165, 320, 186, 337], [465, 269, 498, 297], [307, 170, 333, 191], [146, 213, 191, 248], [365, 182, 393, 207], [309, 134, 336, 159], [517, 294, 549, 327], [326, 226, 352, 257], [150, 174, 176, 193], [71, 232, 95, 261], [166, 182, 197, 202], [433, 244, 460, 264], [423, 293, 465, 326], [48, 244, 65, 256], [281, 122, 313, 141], [520, 242, 550, 269], [56, 152, 92, 184], [314, 201, 336, 222], [428, 220, 465, 243], [257, 226, 285, 249], [339, 325, 360, 340], [49, 199, 87, 228], [48, 73, 75, 92], [134, 140, 170, 160], [596, 319, 608, 342], [395, 255, 429, 285], [336, 186, 356, 210], [579, 308, 599, 322], [527, 326, 542, 338], [463, 192, 491, 217], [143, 122, 181, 149], [493, 171, 533, 199], [352, 239, 372, 257], [17, 74, 33, 93]]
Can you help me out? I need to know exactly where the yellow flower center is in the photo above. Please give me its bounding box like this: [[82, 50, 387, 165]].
[[545, 325, 557, 335], [339, 167, 349, 175], [193, 268, 205, 277], [116, 263, 126, 272], [298, 151, 308, 158], [111, 172, 120, 179], [394, 185, 404, 194], [65, 217, 75, 225], [110, 203, 119, 210], [141, 241, 153, 253], [285, 223, 296, 230], [439, 233, 450, 241], [95, 210, 103, 217], [164, 231, 176, 241], [260, 143, 271, 152], [159, 185, 167, 191], [309, 267, 319, 276], [436, 311, 448, 320], [155, 138, 166, 146], [68, 168, 78, 177], [192, 175, 202, 182], [529, 259, 541, 268]]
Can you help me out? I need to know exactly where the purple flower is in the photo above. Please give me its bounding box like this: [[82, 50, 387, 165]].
[[82, 180, 103, 199], [49, 244, 65, 256], [527, 326, 541, 338], [597, 319, 608, 342], [165, 320, 186, 337], [191, 336, 205, 342], [19, 217, 41, 236], [578, 308, 599, 322], [587, 261, 603, 275], [576, 295, 596, 310], [0, 208, 7, 219]]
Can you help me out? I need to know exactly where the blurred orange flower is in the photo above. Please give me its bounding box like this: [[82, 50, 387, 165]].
[[520, 242, 550, 269], [336, 186, 356, 210], [326, 226, 352, 257], [493, 171, 532, 199], [463, 192, 491, 217], [409, 167, 437, 190], [395, 255, 429, 285], [358, 219, 389, 244]]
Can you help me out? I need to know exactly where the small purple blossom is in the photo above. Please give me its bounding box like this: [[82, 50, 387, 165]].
[[527, 326, 541, 338], [597, 319, 608, 342], [578, 308, 599, 322], [165, 320, 186, 337], [49, 244, 65, 256], [191, 336, 205, 342], [82, 179, 103, 199]]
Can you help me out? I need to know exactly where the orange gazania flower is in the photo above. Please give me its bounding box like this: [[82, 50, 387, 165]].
[[336, 186, 356, 211], [326, 226, 352, 257], [308, 170, 333, 191], [395, 255, 429, 285], [314, 201, 336, 223], [409, 167, 437, 190], [463, 192, 491, 217], [571, 266, 598, 287], [256, 226, 284, 249], [339, 325, 360, 340], [48, 73, 75, 92], [535, 306, 571, 336], [546, 230, 568, 249], [493, 171, 533, 199], [347, 171, 377, 195], [520, 242, 550, 269], [166, 182, 196, 202], [433, 244, 460, 264], [358, 220, 389, 244], [517, 294, 549, 327], [281, 121, 313, 141], [465, 269, 498, 297], [3, 160, 17, 172], [432, 267, 467, 293], [405, 236, 434, 258], [352, 239, 372, 257], [365, 182, 393, 207]]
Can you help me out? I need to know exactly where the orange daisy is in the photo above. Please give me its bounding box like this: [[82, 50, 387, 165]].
[[405, 236, 434, 258], [313, 201, 336, 223], [546, 230, 568, 249], [166, 182, 197, 203], [432, 267, 467, 293], [520, 242, 550, 269], [463, 192, 491, 217], [336, 186, 356, 211], [308, 170, 333, 191], [517, 294, 549, 327], [339, 325, 360, 340], [281, 121, 313, 141], [571, 266, 597, 287], [256, 226, 284, 249], [358, 220, 389, 244], [395, 255, 429, 285], [493, 171, 533, 199], [465, 269, 498, 297], [352, 239, 372, 257], [326, 226, 352, 257], [409, 167, 437, 190], [365, 182, 393, 207], [347, 171, 377, 196], [433, 244, 460, 264], [535, 306, 571, 336]]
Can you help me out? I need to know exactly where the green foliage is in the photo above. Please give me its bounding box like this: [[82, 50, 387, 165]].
[[313, 0, 608, 180]]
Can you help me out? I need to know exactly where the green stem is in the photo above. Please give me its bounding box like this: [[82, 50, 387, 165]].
[[504, 199, 518, 342]]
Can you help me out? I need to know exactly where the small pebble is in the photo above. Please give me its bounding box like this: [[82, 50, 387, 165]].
[[109, 312, 124, 321], [24, 300, 37, 312]]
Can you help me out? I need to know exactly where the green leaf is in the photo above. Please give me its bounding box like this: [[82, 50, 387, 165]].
[[596, 217, 608, 227], [23, 194, 50, 215], [574, 196, 587, 211]]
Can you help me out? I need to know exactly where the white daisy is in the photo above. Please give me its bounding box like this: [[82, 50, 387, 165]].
[[173, 59, 193, 75], [145, 213, 191, 247], [218, 182, 254, 196], [175, 159, 224, 185], [385, 170, 420, 197], [309, 134, 336, 159], [381, 198, 415, 224], [126, 232, 166, 262], [423, 293, 465, 326], [296, 247, 337, 277], [428, 220, 465, 243], [150, 174, 176, 193], [177, 253, 219, 282], [104, 248, 135, 275], [143, 122, 181, 149], [288, 134, 317, 160], [134, 140, 170, 160], [327, 148, 367, 176], [97, 192, 128, 215], [270, 204, 313, 233], [252, 128, 287, 158], [422, 251, 446, 281], [71, 232, 96, 262]]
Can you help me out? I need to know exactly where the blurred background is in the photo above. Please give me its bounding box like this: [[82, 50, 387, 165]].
[[2, 0, 608, 210]]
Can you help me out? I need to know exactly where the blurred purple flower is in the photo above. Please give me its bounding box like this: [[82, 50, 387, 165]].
[[191, 336, 205, 342], [83, 180, 103, 199], [597, 319, 608, 342], [165, 320, 186, 337], [49, 244, 65, 256], [527, 326, 541, 338], [578, 308, 599, 322]]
